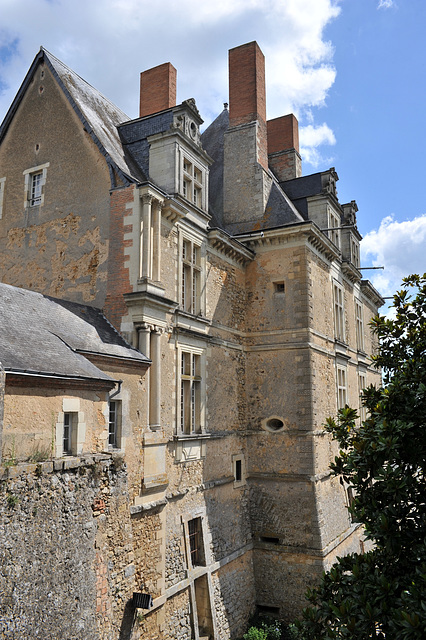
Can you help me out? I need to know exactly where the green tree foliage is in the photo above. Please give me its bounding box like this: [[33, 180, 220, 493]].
[[299, 274, 426, 639]]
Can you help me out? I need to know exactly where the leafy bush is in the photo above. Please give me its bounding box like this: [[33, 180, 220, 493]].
[[243, 627, 268, 640]]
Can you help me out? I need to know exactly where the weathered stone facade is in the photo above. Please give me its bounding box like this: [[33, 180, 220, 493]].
[[0, 40, 384, 640]]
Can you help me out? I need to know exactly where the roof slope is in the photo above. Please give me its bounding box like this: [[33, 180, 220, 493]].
[[202, 110, 304, 233], [0, 283, 149, 382], [0, 48, 146, 184]]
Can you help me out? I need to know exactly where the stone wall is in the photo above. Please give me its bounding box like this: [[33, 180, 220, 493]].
[[0, 455, 138, 640], [0, 62, 111, 308], [212, 553, 255, 640]]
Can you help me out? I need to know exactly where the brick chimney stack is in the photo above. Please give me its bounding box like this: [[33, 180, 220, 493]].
[[223, 42, 272, 230], [228, 42, 268, 170], [139, 62, 177, 117], [267, 114, 302, 181]]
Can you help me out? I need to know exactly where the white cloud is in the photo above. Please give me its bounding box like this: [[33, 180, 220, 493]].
[[377, 0, 394, 9], [0, 0, 341, 131], [300, 123, 336, 147], [361, 214, 426, 298], [299, 123, 336, 168]]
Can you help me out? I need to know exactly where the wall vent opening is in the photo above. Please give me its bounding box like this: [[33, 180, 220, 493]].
[[256, 605, 280, 616], [260, 536, 280, 544]]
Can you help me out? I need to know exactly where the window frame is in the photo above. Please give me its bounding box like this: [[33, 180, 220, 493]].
[[350, 236, 360, 268], [62, 412, 78, 456], [179, 229, 205, 317], [355, 299, 365, 352], [181, 155, 204, 209], [0, 177, 5, 219], [333, 281, 346, 343], [232, 453, 246, 488], [328, 208, 341, 249], [23, 163, 49, 209], [108, 399, 122, 449], [358, 371, 367, 423], [188, 517, 205, 567], [177, 344, 206, 436], [336, 364, 347, 410]]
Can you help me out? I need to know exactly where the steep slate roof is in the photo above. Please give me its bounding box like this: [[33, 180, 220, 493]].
[[0, 283, 149, 382], [0, 48, 147, 185], [202, 110, 304, 234], [280, 173, 328, 220]]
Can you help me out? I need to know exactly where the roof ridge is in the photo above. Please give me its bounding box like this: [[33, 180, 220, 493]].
[[41, 47, 130, 121]]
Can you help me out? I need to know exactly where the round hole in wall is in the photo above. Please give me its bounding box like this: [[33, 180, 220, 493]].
[[261, 416, 286, 433], [267, 418, 284, 431]]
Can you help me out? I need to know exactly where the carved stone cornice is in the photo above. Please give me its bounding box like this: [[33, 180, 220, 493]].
[[162, 198, 186, 224], [208, 228, 254, 265], [361, 280, 385, 308], [342, 260, 362, 283], [235, 222, 341, 263]]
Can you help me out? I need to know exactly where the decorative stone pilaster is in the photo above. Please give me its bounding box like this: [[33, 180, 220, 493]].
[[152, 200, 163, 282], [140, 194, 153, 279], [149, 326, 163, 431]]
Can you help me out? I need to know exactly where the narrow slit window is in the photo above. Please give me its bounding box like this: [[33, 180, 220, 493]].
[[235, 459, 242, 482], [108, 400, 121, 448], [63, 412, 72, 454]]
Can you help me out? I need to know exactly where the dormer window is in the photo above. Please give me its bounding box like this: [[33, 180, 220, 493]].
[[350, 236, 360, 268], [328, 209, 341, 249], [181, 156, 203, 208]]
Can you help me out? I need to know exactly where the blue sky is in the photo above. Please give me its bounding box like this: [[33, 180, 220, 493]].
[[0, 0, 425, 303]]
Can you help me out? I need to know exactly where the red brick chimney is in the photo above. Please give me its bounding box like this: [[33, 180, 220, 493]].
[[267, 114, 302, 181], [223, 42, 273, 230], [139, 62, 177, 117], [228, 41, 268, 170]]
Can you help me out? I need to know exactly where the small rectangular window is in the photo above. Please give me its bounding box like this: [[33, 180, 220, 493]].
[[108, 400, 121, 449], [188, 517, 205, 567], [274, 281, 285, 294], [30, 173, 42, 206], [63, 412, 78, 455], [235, 459, 242, 482], [23, 163, 49, 209], [233, 453, 245, 486]]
